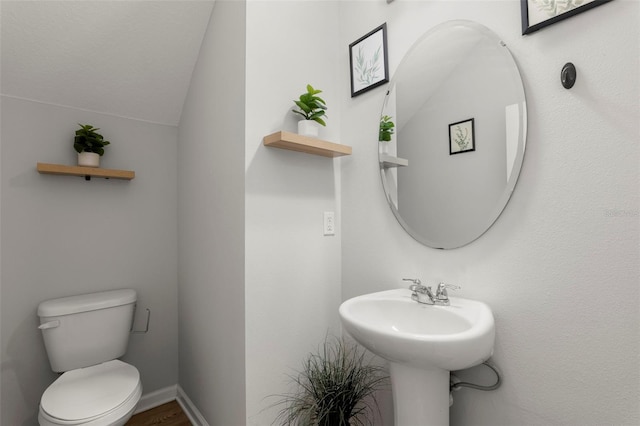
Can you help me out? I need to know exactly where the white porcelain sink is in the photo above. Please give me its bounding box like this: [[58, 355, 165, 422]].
[[339, 288, 495, 425], [339, 288, 495, 371]]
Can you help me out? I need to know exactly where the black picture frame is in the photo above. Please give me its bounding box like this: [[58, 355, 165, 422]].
[[521, 0, 613, 35], [349, 23, 389, 97], [449, 118, 475, 155]]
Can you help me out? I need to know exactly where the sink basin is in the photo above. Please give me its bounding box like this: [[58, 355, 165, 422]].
[[339, 288, 495, 372], [339, 288, 495, 425]]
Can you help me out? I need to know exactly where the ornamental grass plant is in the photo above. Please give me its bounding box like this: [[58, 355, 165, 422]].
[[272, 336, 388, 426]]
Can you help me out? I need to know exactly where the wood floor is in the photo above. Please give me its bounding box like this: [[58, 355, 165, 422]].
[[126, 400, 192, 426]]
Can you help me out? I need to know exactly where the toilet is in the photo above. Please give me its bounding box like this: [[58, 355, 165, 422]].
[[37, 289, 143, 426]]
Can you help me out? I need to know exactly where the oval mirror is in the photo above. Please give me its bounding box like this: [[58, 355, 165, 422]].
[[380, 20, 527, 249]]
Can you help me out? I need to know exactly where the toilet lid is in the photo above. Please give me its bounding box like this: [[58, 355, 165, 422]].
[[41, 360, 140, 422]]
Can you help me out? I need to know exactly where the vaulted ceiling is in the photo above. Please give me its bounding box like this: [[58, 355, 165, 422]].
[[1, 1, 215, 126]]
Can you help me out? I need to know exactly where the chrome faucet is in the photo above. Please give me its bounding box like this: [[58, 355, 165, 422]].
[[403, 279, 460, 305], [402, 278, 434, 304]]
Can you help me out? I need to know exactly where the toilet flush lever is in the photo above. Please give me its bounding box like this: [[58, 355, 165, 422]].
[[38, 320, 60, 330]]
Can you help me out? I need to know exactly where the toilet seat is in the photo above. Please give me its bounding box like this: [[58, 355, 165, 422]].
[[39, 360, 142, 426]]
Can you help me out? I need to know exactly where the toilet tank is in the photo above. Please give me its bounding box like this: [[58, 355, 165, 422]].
[[37, 289, 137, 372]]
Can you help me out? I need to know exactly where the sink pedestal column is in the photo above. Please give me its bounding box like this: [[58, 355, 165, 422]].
[[390, 363, 450, 426]]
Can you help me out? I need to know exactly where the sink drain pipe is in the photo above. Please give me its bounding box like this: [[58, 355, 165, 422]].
[[449, 359, 502, 406]]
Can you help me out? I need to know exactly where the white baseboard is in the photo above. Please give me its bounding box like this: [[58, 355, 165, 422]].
[[134, 384, 178, 414], [132, 383, 209, 426], [177, 385, 210, 426]]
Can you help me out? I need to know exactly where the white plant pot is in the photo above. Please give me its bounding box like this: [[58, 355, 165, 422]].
[[78, 152, 100, 168], [298, 120, 320, 138]]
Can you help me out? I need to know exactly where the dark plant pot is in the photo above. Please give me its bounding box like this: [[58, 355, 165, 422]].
[[319, 411, 350, 426]]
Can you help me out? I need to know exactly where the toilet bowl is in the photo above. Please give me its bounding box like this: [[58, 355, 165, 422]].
[[38, 360, 142, 426], [37, 290, 142, 426]]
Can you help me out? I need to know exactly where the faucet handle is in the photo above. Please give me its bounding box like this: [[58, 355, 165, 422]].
[[403, 278, 423, 291], [435, 283, 460, 299]]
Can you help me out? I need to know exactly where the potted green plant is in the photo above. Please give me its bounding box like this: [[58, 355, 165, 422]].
[[379, 115, 395, 142], [73, 124, 110, 167], [378, 115, 395, 155], [292, 84, 327, 138], [272, 336, 388, 426]]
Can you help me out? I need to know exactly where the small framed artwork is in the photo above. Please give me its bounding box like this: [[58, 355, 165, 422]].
[[349, 23, 389, 97], [521, 0, 612, 35], [449, 118, 475, 155]]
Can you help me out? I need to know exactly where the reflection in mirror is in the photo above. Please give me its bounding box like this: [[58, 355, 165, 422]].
[[380, 20, 527, 249]]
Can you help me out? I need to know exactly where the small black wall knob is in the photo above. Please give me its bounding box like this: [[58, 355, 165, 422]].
[[561, 62, 577, 89]]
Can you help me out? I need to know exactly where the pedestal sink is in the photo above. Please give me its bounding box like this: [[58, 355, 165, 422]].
[[339, 289, 495, 426]]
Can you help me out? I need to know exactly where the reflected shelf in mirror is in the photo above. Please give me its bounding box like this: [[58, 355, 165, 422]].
[[380, 154, 408, 168]]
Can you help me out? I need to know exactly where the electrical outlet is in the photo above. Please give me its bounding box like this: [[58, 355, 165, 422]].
[[323, 211, 335, 236]]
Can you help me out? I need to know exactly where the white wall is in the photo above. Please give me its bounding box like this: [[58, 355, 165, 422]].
[[340, 1, 639, 425], [0, 96, 179, 425], [244, 1, 343, 424], [179, 2, 344, 423], [177, 1, 247, 424]]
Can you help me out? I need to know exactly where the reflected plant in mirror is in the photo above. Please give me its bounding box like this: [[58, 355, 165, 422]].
[[379, 115, 395, 142], [379, 20, 527, 249]]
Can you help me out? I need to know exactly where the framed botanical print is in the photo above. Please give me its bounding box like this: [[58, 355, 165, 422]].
[[349, 23, 389, 97]]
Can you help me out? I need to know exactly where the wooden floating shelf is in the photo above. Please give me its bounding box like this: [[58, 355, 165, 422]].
[[380, 154, 409, 168], [263, 131, 352, 158], [37, 163, 135, 181]]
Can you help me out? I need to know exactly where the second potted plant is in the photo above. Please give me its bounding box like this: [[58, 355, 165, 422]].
[[272, 335, 388, 426], [73, 124, 110, 167], [292, 84, 327, 138]]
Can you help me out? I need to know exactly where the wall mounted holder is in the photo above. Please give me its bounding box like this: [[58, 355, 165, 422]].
[[37, 162, 135, 181], [561, 63, 577, 89], [263, 131, 352, 158]]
